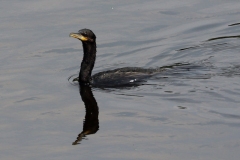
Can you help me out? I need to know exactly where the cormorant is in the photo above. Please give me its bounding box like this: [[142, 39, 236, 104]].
[[69, 29, 163, 88]]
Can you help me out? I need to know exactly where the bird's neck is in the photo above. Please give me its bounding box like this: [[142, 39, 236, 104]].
[[79, 42, 96, 84]]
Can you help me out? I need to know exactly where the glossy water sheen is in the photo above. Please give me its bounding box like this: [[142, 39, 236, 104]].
[[1, 0, 240, 159]]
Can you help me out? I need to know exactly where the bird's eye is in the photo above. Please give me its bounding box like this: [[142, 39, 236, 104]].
[[82, 32, 87, 36]]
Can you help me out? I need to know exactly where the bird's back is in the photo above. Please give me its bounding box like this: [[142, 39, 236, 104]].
[[92, 67, 164, 88]]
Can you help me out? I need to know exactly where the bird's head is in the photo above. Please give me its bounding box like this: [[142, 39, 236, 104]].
[[69, 28, 96, 43]]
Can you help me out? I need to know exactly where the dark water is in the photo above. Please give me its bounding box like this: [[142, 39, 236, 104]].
[[1, 0, 240, 159]]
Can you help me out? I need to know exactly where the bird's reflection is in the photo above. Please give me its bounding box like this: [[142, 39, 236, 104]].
[[72, 84, 99, 145]]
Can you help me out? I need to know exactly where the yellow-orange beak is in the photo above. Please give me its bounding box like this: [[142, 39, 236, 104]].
[[69, 33, 89, 41]]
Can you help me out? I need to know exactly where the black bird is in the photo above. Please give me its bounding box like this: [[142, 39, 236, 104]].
[[69, 29, 164, 88]]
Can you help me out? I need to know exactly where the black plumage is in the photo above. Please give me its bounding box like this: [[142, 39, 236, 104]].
[[70, 29, 163, 88]]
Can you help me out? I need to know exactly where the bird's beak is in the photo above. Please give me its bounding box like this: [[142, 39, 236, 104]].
[[69, 33, 88, 41]]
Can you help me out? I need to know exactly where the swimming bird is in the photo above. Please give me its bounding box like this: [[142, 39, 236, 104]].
[[69, 29, 163, 88]]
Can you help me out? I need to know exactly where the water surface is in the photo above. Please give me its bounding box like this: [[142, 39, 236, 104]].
[[1, 0, 240, 159]]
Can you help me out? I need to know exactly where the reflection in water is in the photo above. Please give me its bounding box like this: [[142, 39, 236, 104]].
[[72, 84, 99, 145]]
